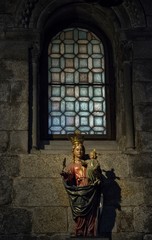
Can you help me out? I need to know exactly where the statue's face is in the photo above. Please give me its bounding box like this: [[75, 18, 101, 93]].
[[89, 152, 94, 159], [74, 144, 84, 159]]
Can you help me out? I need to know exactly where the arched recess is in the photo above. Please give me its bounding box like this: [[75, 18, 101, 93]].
[[23, 0, 146, 150], [39, 4, 117, 146], [16, 0, 146, 29]]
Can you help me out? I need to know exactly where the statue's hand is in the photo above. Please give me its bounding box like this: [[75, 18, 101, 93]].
[[93, 179, 101, 185], [60, 171, 69, 178]]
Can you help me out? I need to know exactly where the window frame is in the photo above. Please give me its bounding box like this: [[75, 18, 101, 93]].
[[39, 23, 116, 142]]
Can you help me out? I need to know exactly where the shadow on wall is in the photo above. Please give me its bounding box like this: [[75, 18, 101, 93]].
[[97, 168, 121, 240]]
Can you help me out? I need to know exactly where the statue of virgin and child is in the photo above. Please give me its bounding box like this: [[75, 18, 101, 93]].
[[60, 131, 102, 237]]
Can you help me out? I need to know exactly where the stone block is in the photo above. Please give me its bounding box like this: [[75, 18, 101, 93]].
[[134, 41, 152, 59], [129, 153, 152, 178], [0, 103, 11, 130], [0, 208, 32, 234], [0, 15, 14, 31], [5, 60, 28, 81], [33, 207, 68, 233], [101, 177, 121, 208], [119, 179, 144, 206], [44, 140, 118, 153], [10, 130, 28, 153], [147, 16, 152, 28], [3, 30, 39, 41], [134, 105, 152, 132], [143, 179, 152, 205], [11, 81, 28, 102], [0, 154, 20, 177], [0, 236, 37, 240], [13, 178, 69, 207], [0, 59, 14, 82], [97, 153, 129, 178], [0, 82, 10, 102], [133, 82, 152, 104], [20, 154, 68, 178], [134, 206, 152, 233], [38, 235, 108, 240], [0, 2, 5, 12], [11, 102, 28, 130], [0, 41, 29, 60], [98, 206, 118, 236], [136, 131, 152, 152], [0, 131, 9, 152], [67, 206, 74, 234], [112, 232, 143, 240], [144, 235, 152, 240], [5, 0, 18, 14], [69, 238, 109, 240], [116, 207, 134, 232], [133, 60, 152, 82], [38, 234, 70, 240], [0, 176, 13, 205]]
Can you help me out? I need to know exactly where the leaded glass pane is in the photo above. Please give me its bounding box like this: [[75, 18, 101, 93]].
[[79, 87, 89, 97], [51, 86, 61, 97], [51, 44, 60, 54], [48, 72, 60, 83], [93, 73, 103, 83], [48, 27, 106, 135], [79, 73, 88, 83], [79, 30, 87, 40], [65, 73, 74, 83]]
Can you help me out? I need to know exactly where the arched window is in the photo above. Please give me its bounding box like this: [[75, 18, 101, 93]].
[[40, 27, 115, 141]]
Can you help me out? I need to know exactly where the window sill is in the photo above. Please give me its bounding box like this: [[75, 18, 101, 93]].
[[40, 140, 119, 154]]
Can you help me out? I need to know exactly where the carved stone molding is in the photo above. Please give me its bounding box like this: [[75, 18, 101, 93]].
[[0, 14, 15, 30], [123, 0, 146, 27], [120, 40, 133, 61], [17, 0, 39, 28], [31, 42, 40, 63], [17, 0, 145, 29], [115, 39, 133, 69]]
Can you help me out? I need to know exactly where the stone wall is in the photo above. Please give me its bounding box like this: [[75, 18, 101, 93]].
[[0, 33, 30, 153], [0, 150, 152, 239], [0, 0, 152, 240]]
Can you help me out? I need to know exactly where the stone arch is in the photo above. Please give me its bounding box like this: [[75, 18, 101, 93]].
[[19, 0, 146, 150], [38, 3, 118, 146], [15, 0, 146, 30]]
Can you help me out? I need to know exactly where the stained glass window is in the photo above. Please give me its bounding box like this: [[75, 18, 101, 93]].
[[48, 28, 107, 135]]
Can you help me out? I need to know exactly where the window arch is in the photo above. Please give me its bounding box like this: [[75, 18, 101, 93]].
[[40, 26, 115, 141]]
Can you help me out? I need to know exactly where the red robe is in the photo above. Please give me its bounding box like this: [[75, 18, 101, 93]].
[[63, 161, 101, 237]]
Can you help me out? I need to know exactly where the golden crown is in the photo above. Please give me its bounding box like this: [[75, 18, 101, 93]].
[[70, 130, 84, 145]]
